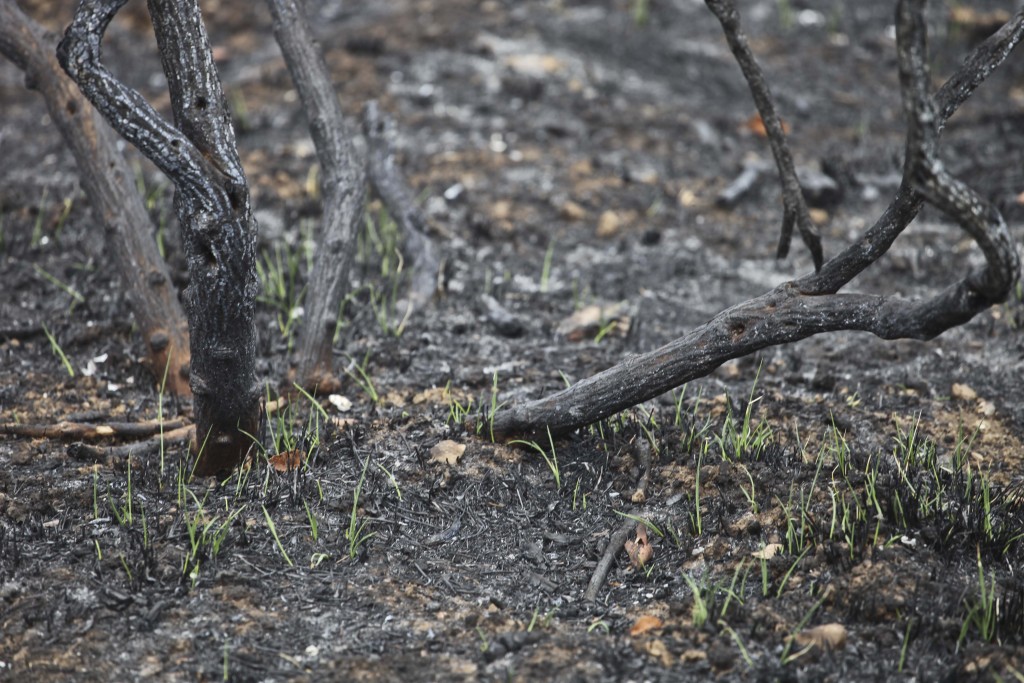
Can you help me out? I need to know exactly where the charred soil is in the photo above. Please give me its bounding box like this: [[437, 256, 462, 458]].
[[2, 1, 1024, 681]]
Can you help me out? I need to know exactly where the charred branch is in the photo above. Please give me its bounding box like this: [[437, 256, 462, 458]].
[[705, 0, 822, 270], [493, 2, 1023, 439], [0, 417, 185, 441], [0, 1, 190, 396], [58, 0, 262, 476], [266, 0, 367, 392]]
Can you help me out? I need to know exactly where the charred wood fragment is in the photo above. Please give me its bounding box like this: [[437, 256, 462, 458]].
[[0, 1, 190, 396], [58, 0, 262, 476]]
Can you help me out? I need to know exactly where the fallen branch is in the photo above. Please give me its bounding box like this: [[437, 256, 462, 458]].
[[493, 3, 1024, 438], [68, 425, 194, 463], [0, 418, 185, 441]]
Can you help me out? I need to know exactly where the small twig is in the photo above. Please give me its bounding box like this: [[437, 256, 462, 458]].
[[68, 425, 194, 463], [716, 159, 767, 208], [1, 418, 186, 441], [584, 519, 636, 603]]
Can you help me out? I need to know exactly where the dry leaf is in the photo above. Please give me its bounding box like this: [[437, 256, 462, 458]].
[[265, 397, 288, 415], [556, 302, 630, 341], [808, 208, 830, 225], [752, 543, 783, 560], [789, 623, 848, 653], [597, 210, 622, 237], [269, 449, 303, 473], [429, 440, 466, 466], [503, 53, 564, 77], [560, 199, 587, 221], [625, 524, 654, 569], [630, 615, 664, 636], [746, 113, 791, 137]]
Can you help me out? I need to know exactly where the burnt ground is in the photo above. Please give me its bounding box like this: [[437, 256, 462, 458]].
[[3, 0, 1024, 681]]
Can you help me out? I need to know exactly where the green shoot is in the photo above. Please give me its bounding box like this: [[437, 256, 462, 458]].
[[718, 620, 754, 669], [681, 572, 709, 628], [613, 511, 665, 538], [510, 426, 562, 490], [31, 187, 48, 246], [261, 504, 294, 567], [303, 499, 319, 542], [41, 323, 75, 377], [34, 265, 85, 311], [540, 237, 556, 293], [344, 351, 380, 405], [959, 546, 1000, 645], [346, 454, 377, 559]]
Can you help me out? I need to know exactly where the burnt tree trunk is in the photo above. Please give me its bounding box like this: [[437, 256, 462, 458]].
[[0, 0, 191, 396], [492, 1, 1023, 438], [266, 0, 367, 392], [266, 0, 440, 390], [59, 0, 262, 476]]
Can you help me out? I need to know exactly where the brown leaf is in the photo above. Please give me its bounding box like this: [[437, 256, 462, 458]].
[[630, 614, 664, 636], [429, 440, 466, 466], [269, 449, 303, 473], [625, 523, 654, 569], [746, 113, 790, 137], [330, 417, 357, 432], [556, 302, 630, 341], [789, 623, 848, 653]]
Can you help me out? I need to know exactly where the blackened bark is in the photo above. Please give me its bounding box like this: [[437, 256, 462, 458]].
[[0, 0, 191, 396], [705, 0, 822, 270], [266, 0, 367, 392], [492, 3, 1024, 438], [58, 0, 262, 476]]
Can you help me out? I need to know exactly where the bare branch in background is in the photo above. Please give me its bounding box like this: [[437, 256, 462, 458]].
[[705, 0, 823, 270]]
